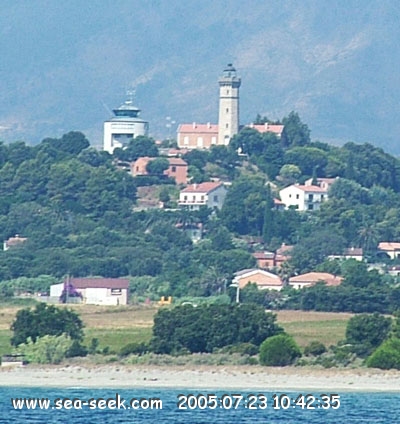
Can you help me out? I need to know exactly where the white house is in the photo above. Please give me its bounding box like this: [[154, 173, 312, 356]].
[[179, 182, 227, 210], [378, 242, 400, 260], [50, 278, 130, 306], [279, 184, 328, 211], [232, 268, 283, 291]]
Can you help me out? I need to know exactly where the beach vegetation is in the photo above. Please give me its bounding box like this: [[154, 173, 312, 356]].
[[16, 334, 73, 364], [366, 337, 400, 369], [345, 312, 392, 357], [259, 333, 301, 366], [303, 340, 327, 356]]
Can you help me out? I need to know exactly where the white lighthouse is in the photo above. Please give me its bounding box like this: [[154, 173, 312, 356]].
[[103, 90, 149, 154], [218, 63, 241, 146]]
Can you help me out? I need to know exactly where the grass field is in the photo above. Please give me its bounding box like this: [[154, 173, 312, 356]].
[[0, 303, 352, 356]]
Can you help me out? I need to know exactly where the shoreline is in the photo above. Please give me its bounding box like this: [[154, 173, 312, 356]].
[[1, 365, 400, 391]]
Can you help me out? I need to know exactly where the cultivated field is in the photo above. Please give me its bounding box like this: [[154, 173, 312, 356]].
[[0, 303, 352, 356]]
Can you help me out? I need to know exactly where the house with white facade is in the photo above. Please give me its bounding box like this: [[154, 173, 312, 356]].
[[179, 182, 227, 210], [279, 184, 328, 211], [232, 269, 283, 291], [50, 278, 129, 306], [378, 242, 400, 260]]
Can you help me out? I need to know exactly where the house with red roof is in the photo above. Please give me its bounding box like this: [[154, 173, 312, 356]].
[[232, 268, 283, 291], [288, 272, 343, 289], [177, 123, 219, 149], [378, 242, 400, 260], [179, 182, 227, 210], [279, 184, 328, 211], [246, 122, 284, 138], [131, 156, 188, 184]]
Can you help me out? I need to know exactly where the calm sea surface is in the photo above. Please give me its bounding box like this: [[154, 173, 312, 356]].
[[1, 387, 399, 423]]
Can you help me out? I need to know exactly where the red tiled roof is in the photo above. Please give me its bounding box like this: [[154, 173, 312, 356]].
[[276, 244, 293, 256], [274, 198, 284, 205], [293, 184, 328, 193], [253, 251, 275, 260], [178, 123, 218, 134], [289, 272, 342, 287], [247, 123, 284, 135], [168, 158, 187, 166], [67, 278, 130, 290], [378, 242, 400, 251], [181, 182, 223, 194]]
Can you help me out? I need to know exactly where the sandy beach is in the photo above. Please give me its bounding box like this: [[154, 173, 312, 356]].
[[1, 365, 400, 391]]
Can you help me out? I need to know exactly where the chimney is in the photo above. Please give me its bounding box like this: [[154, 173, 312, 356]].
[[207, 122, 211, 129], [192, 122, 196, 129]]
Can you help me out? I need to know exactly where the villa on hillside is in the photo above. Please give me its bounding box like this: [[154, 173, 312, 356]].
[[279, 183, 328, 211], [3, 235, 27, 251], [252, 243, 293, 269], [288, 272, 343, 289], [178, 182, 227, 210], [131, 156, 188, 184], [232, 269, 283, 291], [378, 242, 400, 260]]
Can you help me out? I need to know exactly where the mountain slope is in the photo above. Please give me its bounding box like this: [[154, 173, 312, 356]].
[[0, 0, 399, 152]]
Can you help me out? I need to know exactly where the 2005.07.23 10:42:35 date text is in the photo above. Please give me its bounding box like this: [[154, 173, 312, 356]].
[[177, 393, 341, 410]]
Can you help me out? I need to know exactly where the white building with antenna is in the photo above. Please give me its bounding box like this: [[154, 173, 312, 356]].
[[103, 90, 149, 154]]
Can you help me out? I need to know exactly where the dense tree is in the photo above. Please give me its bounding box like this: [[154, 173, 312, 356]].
[[151, 303, 282, 354], [281, 111, 311, 148], [10, 303, 84, 346], [146, 157, 169, 175], [345, 313, 392, 357], [113, 136, 158, 161]]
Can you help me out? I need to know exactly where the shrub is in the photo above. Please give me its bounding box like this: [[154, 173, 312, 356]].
[[345, 313, 392, 357], [259, 333, 301, 366], [16, 334, 73, 364], [366, 338, 400, 370], [66, 340, 88, 358], [119, 342, 149, 357], [217, 343, 259, 356], [304, 341, 327, 356]]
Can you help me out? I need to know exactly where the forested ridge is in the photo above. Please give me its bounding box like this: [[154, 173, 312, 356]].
[[1, 113, 400, 314]]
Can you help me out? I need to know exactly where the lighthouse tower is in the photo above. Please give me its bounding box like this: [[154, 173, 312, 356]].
[[103, 90, 149, 154], [218, 63, 241, 146]]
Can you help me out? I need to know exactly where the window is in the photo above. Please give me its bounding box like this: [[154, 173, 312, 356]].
[[171, 166, 176, 173], [308, 194, 313, 201], [226, 89, 229, 95], [111, 288, 122, 295], [183, 136, 189, 145], [226, 123, 229, 129], [184, 195, 187, 201], [197, 137, 203, 147], [308, 204, 314, 210], [296, 194, 299, 199], [226, 108, 229, 113], [321, 195, 324, 200], [201, 195, 205, 201], [213, 195, 218, 202]]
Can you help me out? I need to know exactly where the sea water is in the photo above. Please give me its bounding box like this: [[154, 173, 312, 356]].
[[1, 387, 399, 423]]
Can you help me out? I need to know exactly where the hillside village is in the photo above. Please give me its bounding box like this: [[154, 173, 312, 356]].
[[0, 64, 400, 316]]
